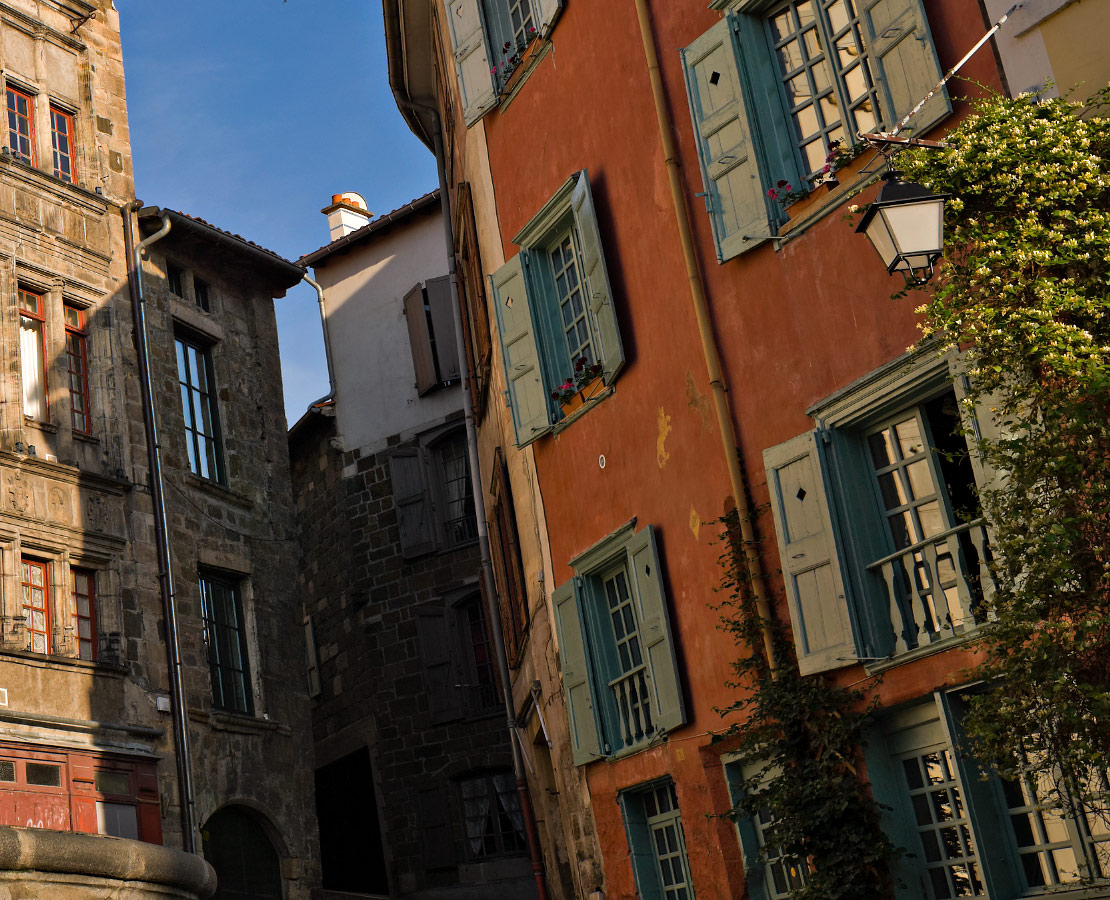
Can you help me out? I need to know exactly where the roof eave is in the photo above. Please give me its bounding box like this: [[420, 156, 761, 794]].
[[383, 0, 438, 150]]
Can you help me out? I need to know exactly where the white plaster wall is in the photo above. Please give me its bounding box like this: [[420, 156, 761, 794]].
[[310, 210, 461, 451]]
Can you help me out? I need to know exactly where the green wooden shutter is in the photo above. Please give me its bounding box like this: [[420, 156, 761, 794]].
[[862, 0, 950, 135], [682, 17, 772, 262], [489, 252, 553, 447], [389, 450, 436, 557], [627, 525, 685, 735], [445, 0, 498, 126], [426, 275, 460, 384], [620, 791, 664, 900], [763, 432, 857, 675], [551, 577, 603, 765], [534, 0, 562, 37], [570, 171, 624, 384], [403, 283, 437, 395], [416, 605, 462, 724]]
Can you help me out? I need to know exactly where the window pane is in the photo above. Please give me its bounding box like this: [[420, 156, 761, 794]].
[[26, 763, 61, 786]]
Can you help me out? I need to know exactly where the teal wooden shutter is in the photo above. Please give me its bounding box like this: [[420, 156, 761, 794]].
[[862, 0, 950, 135], [620, 791, 663, 900], [551, 577, 603, 765], [534, 0, 562, 37], [627, 525, 685, 735], [389, 450, 436, 558], [570, 171, 624, 384], [426, 275, 460, 384], [445, 0, 497, 126], [489, 252, 553, 447], [763, 432, 856, 674], [681, 17, 772, 262]]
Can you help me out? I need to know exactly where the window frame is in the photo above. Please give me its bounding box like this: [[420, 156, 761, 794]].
[[21, 556, 52, 655], [198, 571, 254, 715], [551, 521, 685, 764], [427, 428, 479, 550], [457, 769, 528, 861], [166, 263, 184, 298], [489, 169, 625, 447], [193, 277, 210, 312], [19, 286, 49, 422], [49, 104, 75, 183], [175, 332, 226, 484], [71, 566, 97, 662], [488, 447, 528, 664], [6, 84, 36, 165], [64, 302, 91, 434], [681, 0, 951, 262], [620, 778, 697, 900]]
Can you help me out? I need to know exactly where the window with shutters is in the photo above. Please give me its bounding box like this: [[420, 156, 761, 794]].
[[443, 0, 564, 126], [403, 275, 460, 396], [762, 348, 999, 676], [416, 588, 502, 724], [551, 521, 685, 765], [489, 170, 625, 448], [620, 779, 697, 900], [681, 0, 951, 261]]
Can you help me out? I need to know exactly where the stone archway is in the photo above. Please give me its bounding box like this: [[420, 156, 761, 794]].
[[202, 805, 282, 900]]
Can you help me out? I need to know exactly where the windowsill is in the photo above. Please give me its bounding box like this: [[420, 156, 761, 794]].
[[552, 384, 614, 435], [773, 165, 883, 247], [0, 648, 128, 676], [864, 628, 980, 674], [2, 153, 113, 209], [189, 707, 292, 736], [73, 430, 99, 445], [23, 418, 59, 434], [183, 472, 253, 509], [497, 38, 552, 114]]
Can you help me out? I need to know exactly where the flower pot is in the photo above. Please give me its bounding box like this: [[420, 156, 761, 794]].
[[559, 376, 604, 418]]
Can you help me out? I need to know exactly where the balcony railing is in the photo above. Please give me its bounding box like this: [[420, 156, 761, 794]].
[[609, 664, 654, 747], [867, 519, 993, 657]]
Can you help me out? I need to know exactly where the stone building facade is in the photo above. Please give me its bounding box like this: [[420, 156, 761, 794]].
[[292, 193, 534, 899], [0, 2, 318, 898]]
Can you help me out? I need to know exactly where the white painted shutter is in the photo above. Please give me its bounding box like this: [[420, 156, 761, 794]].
[[445, 0, 498, 126]]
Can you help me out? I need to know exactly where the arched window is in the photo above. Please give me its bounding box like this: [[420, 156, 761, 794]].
[[202, 806, 282, 900]]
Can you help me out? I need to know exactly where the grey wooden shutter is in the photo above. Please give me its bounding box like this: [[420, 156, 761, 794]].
[[570, 171, 624, 385], [862, 0, 950, 135], [417, 605, 462, 724], [534, 0, 562, 37], [389, 450, 436, 558], [627, 525, 685, 736], [951, 363, 1011, 498], [445, 0, 498, 126], [763, 432, 857, 674], [403, 283, 437, 396], [489, 253, 553, 447], [426, 275, 460, 384], [682, 17, 772, 262], [417, 783, 456, 869], [551, 577, 603, 765]]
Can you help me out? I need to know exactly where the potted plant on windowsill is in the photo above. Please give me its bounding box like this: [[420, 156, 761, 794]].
[[552, 357, 605, 418]]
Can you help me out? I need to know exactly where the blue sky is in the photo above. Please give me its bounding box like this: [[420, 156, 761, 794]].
[[118, 0, 438, 424]]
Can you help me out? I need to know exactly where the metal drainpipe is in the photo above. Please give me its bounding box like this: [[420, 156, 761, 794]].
[[303, 274, 337, 408], [395, 93, 550, 900], [631, 0, 779, 671], [121, 203, 200, 853]]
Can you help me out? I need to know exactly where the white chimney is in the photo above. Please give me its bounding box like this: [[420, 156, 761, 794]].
[[322, 192, 371, 241]]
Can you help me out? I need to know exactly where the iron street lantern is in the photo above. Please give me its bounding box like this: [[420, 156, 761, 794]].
[[856, 171, 949, 286]]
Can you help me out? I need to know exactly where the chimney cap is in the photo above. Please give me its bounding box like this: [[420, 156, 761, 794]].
[[321, 191, 370, 217]]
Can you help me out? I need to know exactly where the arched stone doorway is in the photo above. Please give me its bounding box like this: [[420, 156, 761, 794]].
[[202, 805, 283, 900]]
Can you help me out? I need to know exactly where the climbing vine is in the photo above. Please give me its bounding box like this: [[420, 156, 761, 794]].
[[714, 512, 897, 900], [895, 87, 1110, 817]]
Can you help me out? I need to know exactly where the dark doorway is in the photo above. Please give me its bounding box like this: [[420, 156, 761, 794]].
[[202, 806, 282, 900], [315, 747, 389, 894]]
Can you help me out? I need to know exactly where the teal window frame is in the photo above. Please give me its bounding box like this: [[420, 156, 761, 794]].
[[550, 521, 685, 765], [620, 779, 697, 900], [681, 0, 951, 262], [489, 170, 625, 448], [762, 349, 999, 675]]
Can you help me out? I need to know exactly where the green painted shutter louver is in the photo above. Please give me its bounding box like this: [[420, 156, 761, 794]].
[[863, 0, 950, 136], [551, 577, 603, 765], [682, 17, 772, 262], [445, 0, 498, 126], [627, 525, 685, 736], [570, 171, 624, 384], [489, 252, 553, 447], [763, 432, 857, 674]]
